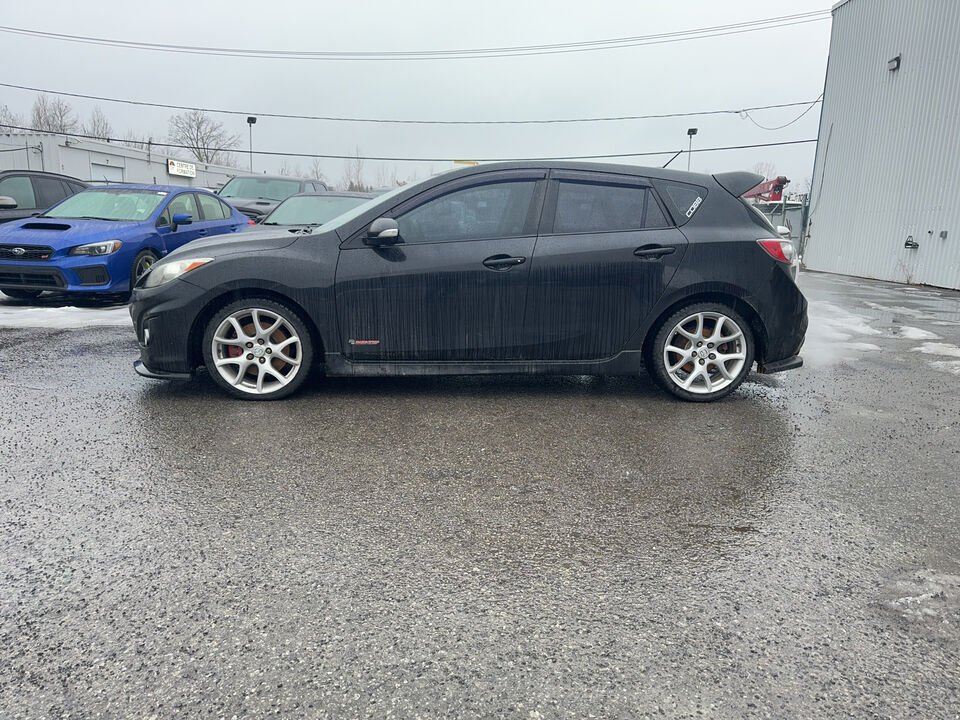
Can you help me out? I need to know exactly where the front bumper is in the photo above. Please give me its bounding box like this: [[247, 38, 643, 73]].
[[0, 259, 123, 292], [130, 278, 208, 375]]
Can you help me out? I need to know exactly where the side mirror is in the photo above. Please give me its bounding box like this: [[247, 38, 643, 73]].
[[365, 217, 400, 246], [776, 225, 791, 238], [171, 212, 193, 231], [0, 196, 17, 210]]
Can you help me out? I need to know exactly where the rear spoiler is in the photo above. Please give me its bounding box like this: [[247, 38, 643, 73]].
[[713, 171, 765, 198]]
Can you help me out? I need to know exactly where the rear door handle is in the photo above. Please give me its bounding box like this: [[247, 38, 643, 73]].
[[634, 245, 676, 259], [198, 228, 208, 236], [483, 255, 526, 270]]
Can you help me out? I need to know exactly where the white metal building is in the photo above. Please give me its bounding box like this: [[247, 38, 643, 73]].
[[804, 0, 960, 289], [0, 132, 238, 190]]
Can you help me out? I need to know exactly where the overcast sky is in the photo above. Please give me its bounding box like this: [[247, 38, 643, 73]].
[[0, 0, 833, 188]]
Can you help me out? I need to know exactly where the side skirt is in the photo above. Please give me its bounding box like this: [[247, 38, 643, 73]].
[[322, 351, 646, 377]]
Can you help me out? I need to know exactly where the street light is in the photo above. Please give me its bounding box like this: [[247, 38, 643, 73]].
[[687, 128, 698, 172], [247, 116, 257, 173]]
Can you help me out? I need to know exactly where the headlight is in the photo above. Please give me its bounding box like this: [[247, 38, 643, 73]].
[[141, 258, 213, 288], [69, 240, 122, 256]]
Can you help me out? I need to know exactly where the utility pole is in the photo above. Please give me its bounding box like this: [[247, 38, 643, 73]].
[[687, 128, 698, 172], [247, 116, 257, 173]]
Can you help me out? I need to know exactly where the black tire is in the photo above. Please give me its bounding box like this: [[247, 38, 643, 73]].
[[202, 298, 313, 400], [647, 301, 755, 402], [131, 249, 159, 286], [1, 288, 43, 300]]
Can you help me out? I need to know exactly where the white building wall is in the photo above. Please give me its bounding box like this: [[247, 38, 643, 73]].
[[0, 133, 239, 190], [805, 0, 960, 289]]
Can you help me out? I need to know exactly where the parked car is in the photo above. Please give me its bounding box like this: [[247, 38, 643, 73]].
[[218, 175, 329, 222], [0, 184, 249, 300], [0, 170, 88, 224], [257, 191, 375, 230], [130, 162, 807, 402]]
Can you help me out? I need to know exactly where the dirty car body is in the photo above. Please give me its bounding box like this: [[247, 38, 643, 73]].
[[130, 162, 807, 402]]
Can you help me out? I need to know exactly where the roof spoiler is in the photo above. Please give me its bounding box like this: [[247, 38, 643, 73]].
[[713, 171, 765, 198]]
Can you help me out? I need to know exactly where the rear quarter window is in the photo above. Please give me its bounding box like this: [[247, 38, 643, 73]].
[[652, 180, 707, 226]]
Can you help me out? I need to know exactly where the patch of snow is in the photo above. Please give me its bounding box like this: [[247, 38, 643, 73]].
[[803, 301, 882, 368], [929, 360, 960, 376], [844, 342, 881, 351], [894, 326, 940, 340], [910, 342, 960, 358], [863, 301, 937, 320], [0, 304, 131, 329]]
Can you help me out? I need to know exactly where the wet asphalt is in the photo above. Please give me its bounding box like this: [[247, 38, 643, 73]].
[[1, 272, 959, 718]]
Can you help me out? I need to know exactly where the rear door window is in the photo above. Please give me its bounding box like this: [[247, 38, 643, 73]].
[[198, 193, 228, 220], [553, 181, 668, 234], [0, 175, 37, 209], [33, 176, 70, 208]]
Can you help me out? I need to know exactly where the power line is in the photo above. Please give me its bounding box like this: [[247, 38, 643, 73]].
[[0, 11, 830, 61], [743, 93, 824, 130], [0, 81, 824, 126], [0, 122, 817, 162]]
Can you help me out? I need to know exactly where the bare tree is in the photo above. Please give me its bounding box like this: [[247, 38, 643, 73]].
[[0, 103, 24, 129], [277, 161, 304, 177], [119, 130, 150, 151], [31, 94, 78, 133], [308, 157, 327, 183], [82, 106, 113, 141], [751, 161, 777, 180], [167, 110, 240, 165], [340, 146, 368, 191]]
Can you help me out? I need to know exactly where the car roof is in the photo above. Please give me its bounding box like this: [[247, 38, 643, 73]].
[[225, 175, 325, 184], [283, 191, 375, 199], [81, 183, 217, 194], [437, 160, 719, 185], [0, 169, 88, 183]]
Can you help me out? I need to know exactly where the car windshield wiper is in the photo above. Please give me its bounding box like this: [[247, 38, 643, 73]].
[[76, 216, 120, 221]]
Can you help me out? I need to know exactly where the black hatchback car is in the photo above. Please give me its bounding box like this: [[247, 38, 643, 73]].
[[130, 162, 806, 402]]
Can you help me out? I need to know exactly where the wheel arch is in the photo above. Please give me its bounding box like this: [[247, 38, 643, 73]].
[[187, 287, 326, 370], [641, 290, 768, 365]]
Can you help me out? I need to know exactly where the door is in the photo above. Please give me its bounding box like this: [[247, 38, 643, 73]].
[[521, 172, 687, 360], [196, 193, 242, 236], [158, 192, 204, 253], [336, 171, 546, 362]]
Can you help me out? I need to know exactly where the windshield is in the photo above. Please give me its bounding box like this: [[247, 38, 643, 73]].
[[43, 189, 167, 221], [262, 195, 371, 226], [320, 183, 416, 233], [219, 177, 301, 202]]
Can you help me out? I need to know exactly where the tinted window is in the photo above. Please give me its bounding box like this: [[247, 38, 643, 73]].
[[554, 181, 666, 234], [398, 180, 537, 244], [198, 193, 227, 220], [0, 176, 36, 209], [33, 177, 70, 208], [167, 192, 198, 221], [653, 181, 707, 225], [68, 181, 87, 194]]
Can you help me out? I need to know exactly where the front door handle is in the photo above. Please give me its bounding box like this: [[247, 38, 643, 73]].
[[483, 255, 526, 270], [197, 228, 208, 236], [634, 245, 676, 259]]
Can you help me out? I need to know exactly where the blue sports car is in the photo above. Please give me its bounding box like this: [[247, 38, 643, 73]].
[[0, 184, 249, 299]]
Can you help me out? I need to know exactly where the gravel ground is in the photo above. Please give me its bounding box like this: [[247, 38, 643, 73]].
[[1, 271, 959, 718]]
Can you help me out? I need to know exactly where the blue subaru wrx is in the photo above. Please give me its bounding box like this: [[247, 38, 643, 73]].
[[0, 184, 248, 299]]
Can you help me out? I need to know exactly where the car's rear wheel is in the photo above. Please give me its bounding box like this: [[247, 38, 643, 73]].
[[202, 298, 313, 400], [648, 302, 754, 402], [1, 288, 43, 300], [132, 249, 159, 285]]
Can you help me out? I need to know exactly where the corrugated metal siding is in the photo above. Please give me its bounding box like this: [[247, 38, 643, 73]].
[[805, 0, 960, 289]]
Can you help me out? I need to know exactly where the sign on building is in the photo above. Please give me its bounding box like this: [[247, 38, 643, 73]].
[[167, 159, 197, 178]]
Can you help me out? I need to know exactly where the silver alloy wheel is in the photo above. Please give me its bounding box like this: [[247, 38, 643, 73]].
[[210, 308, 303, 395], [662, 311, 747, 395]]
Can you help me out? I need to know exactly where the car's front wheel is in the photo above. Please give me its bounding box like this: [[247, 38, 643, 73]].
[[202, 298, 313, 400], [1, 288, 43, 300], [132, 249, 159, 285], [648, 302, 754, 402]]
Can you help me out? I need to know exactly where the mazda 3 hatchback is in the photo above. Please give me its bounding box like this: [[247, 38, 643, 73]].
[[0, 185, 249, 299], [130, 162, 807, 402]]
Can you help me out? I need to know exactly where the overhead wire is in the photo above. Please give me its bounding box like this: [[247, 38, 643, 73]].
[[0, 81, 824, 126], [0, 11, 830, 61], [0, 122, 817, 163]]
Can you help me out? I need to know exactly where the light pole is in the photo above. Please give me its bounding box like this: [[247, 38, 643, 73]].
[[247, 116, 257, 173], [686, 127, 698, 172]]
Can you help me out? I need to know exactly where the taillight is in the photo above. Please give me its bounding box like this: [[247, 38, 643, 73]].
[[757, 238, 796, 264], [248, 218, 256, 226]]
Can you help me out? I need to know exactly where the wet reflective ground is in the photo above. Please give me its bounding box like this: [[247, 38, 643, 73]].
[[1, 272, 959, 717]]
